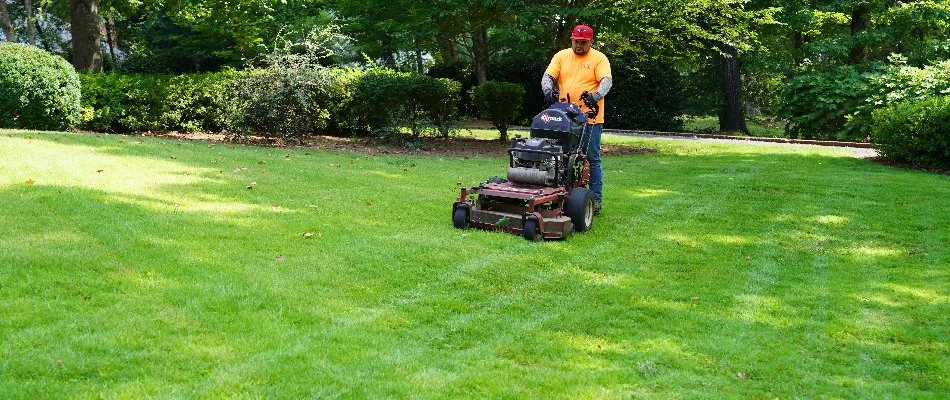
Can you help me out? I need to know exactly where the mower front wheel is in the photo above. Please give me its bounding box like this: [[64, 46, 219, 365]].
[[453, 206, 469, 229], [523, 218, 541, 241], [566, 187, 593, 232]]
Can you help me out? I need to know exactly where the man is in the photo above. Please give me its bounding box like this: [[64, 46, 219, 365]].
[[542, 24, 612, 213]]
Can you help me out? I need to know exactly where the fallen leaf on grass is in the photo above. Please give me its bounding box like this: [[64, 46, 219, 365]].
[[96, 169, 104, 173], [25, 179, 35, 185], [691, 296, 700, 301], [737, 372, 747, 380], [745, 255, 751, 261], [366, 200, 373, 206], [303, 232, 314, 238], [258, 160, 266, 164], [276, 255, 286, 262]]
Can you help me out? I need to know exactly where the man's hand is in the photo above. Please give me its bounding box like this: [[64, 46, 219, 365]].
[[544, 89, 559, 104]]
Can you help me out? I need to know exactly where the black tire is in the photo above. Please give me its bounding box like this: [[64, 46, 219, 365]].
[[523, 218, 540, 241], [565, 187, 593, 232], [453, 206, 468, 229]]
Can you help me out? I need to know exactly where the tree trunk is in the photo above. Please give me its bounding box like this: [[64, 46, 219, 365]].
[[0, 0, 15, 42], [24, 0, 35, 45], [432, 18, 460, 63], [849, 4, 869, 64], [33, 15, 52, 51], [105, 17, 117, 65], [471, 26, 489, 85], [793, 32, 804, 65], [69, 0, 102, 72], [718, 43, 748, 134], [413, 36, 423, 74]]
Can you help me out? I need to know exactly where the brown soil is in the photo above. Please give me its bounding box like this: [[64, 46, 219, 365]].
[[143, 132, 658, 158]]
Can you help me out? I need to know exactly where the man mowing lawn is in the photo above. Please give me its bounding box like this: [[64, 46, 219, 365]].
[[543, 24, 612, 214]]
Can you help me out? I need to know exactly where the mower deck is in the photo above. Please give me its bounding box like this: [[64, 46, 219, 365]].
[[454, 182, 575, 240]]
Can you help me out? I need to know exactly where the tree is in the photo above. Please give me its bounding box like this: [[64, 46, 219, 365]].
[[69, 0, 102, 71], [0, 1, 15, 41]]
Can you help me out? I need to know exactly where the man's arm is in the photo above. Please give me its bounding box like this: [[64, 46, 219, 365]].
[[590, 77, 612, 102], [541, 74, 557, 98]]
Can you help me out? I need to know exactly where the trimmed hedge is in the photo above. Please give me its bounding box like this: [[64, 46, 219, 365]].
[[871, 96, 950, 169], [471, 81, 524, 140], [80, 72, 236, 134], [78, 68, 461, 141], [0, 43, 81, 131], [348, 69, 461, 138]]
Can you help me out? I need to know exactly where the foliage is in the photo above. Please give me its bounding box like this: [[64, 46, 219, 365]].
[[872, 96, 950, 169], [487, 58, 548, 123], [0, 42, 80, 131], [471, 81, 524, 140], [428, 61, 477, 117], [349, 69, 462, 139], [849, 58, 950, 139], [607, 56, 684, 132], [783, 58, 950, 141], [226, 26, 348, 140], [781, 64, 872, 140], [79, 72, 236, 133]]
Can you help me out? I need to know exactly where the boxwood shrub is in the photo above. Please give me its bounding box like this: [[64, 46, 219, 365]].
[[0, 43, 81, 131], [349, 69, 461, 139], [471, 81, 524, 140], [871, 96, 950, 169]]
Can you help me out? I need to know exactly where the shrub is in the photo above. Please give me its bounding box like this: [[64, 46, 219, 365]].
[[0, 43, 81, 130], [850, 58, 950, 140], [782, 58, 950, 141], [79, 72, 236, 133], [349, 69, 461, 139], [225, 26, 348, 141], [781, 64, 871, 140], [871, 96, 950, 169], [487, 58, 547, 123], [607, 56, 685, 132], [471, 81, 524, 140]]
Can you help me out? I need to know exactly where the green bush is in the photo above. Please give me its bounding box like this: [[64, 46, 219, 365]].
[[850, 58, 950, 140], [0, 43, 81, 130], [349, 69, 461, 139], [782, 58, 950, 141], [487, 58, 547, 123], [226, 67, 336, 140], [79, 72, 236, 134], [471, 81, 524, 140], [607, 56, 685, 132], [781, 65, 871, 140], [871, 96, 950, 169]]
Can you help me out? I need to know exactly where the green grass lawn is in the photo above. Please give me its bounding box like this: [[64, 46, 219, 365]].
[[1, 129, 947, 398], [683, 115, 787, 137]]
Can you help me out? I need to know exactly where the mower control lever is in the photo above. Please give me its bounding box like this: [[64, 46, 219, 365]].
[[579, 91, 600, 119]]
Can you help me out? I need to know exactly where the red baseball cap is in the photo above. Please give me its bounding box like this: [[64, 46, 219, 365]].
[[570, 25, 594, 40]]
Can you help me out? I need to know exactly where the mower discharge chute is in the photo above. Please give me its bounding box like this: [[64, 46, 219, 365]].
[[452, 94, 599, 240]]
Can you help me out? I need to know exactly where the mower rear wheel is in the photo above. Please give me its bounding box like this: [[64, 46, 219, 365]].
[[566, 187, 593, 232], [523, 218, 540, 241], [452, 206, 468, 229]]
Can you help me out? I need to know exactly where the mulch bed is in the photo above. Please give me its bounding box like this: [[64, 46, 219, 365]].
[[144, 132, 658, 158]]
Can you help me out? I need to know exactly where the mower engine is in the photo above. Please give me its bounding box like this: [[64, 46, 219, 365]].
[[508, 138, 565, 186], [506, 101, 587, 187]]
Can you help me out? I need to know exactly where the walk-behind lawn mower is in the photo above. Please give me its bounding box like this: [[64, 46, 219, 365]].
[[452, 94, 599, 241]]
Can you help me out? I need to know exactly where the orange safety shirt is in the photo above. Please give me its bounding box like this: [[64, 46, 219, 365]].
[[544, 47, 612, 124]]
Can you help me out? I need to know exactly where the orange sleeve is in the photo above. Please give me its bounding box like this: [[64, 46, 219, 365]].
[[595, 53, 611, 81], [544, 52, 562, 79]]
